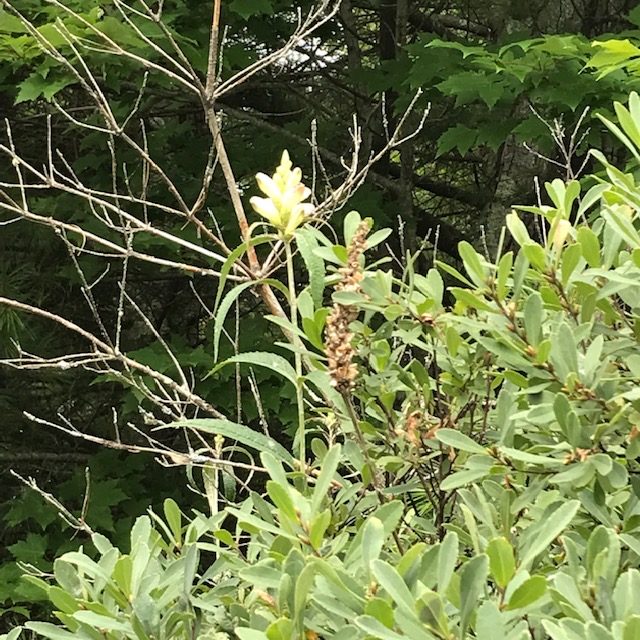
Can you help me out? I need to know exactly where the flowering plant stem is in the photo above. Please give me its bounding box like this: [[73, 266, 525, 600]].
[[284, 240, 306, 468]]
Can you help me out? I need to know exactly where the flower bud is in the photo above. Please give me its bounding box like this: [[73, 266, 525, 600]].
[[551, 219, 572, 252]]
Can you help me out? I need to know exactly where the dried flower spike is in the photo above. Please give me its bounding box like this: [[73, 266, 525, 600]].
[[324, 219, 371, 392]]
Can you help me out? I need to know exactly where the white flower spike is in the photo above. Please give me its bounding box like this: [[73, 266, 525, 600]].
[[250, 151, 314, 238]]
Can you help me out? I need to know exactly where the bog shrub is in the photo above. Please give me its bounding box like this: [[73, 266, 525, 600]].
[[7, 94, 640, 640]]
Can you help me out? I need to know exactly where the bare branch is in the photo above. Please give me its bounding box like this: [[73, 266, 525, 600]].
[[10, 470, 95, 535], [0, 297, 226, 419]]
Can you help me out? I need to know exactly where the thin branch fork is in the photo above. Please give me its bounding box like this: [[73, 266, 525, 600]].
[[10, 470, 95, 535], [0, 143, 237, 271], [20, 411, 266, 474], [5, 3, 227, 249], [0, 296, 226, 419], [0, 197, 228, 279]]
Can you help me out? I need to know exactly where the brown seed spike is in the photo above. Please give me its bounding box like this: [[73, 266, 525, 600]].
[[324, 220, 371, 392]]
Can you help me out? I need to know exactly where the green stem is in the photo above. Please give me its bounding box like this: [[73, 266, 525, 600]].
[[284, 240, 305, 468]]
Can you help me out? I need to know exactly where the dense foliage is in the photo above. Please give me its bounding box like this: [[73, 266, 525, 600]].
[[9, 107, 640, 637], [2, 0, 640, 638]]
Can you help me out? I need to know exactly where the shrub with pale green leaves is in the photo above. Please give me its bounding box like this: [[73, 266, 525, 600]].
[[9, 93, 640, 640]]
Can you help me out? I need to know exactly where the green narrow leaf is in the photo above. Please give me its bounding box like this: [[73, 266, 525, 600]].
[[373, 501, 405, 539], [264, 314, 308, 342], [266, 481, 297, 522], [24, 623, 81, 640], [437, 531, 458, 592], [597, 113, 640, 164], [364, 597, 394, 628], [226, 507, 299, 540], [314, 245, 348, 265], [561, 243, 583, 285], [577, 227, 601, 267], [91, 533, 113, 555], [311, 444, 341, 514], [58, 552, 111, 583], [519, 500, 580, 568], [344, 210, 363, 245], [459, 555, 489, 633], [506, 212, 531, 246], [182, 543, 199, 595], [261, 451, 289, 486], [209, 351, 298, 388], [458, 241, 487, 287], [293, 564, 316, 631], [578, 184, 608, 220], [310, 558, 366, 609], [416, 590, 450, 637], [41, 587, 76, 615], [551, 323, 579, 379], [553, 394, 581, 447], [440, 468, 489, 491], [541, 619, 570, 640], [296, 228, 326, 309], [163, 498, 182, 544], [623, 616, 640, 640], [235, 629, 270, 640], [450, 287, 493, 311], [308, 509, 331, 550], [602, 207, 640, 248], [435, 429, 487, 454], [496, 251, 513, 300], [629, 91, 640, 123], [499, 447, 564, 467], [213, 235, 275, 315], [505, 575, 547, 610], [435, 260, 474, 287], [583, 335, 604, 381], [523, 292, 543, 346], [475, 601, 507, 640], [512, 250, 529, 297], [584, 622, 615, 640], [367, 228, 393, 249], [371, 560, 416, 615], [613, 568, 640, 619], [297, 290, 313, 319], [213, 280, 255, 361], [523, 242, 547, 271], [73, 612, 131, 632], [426, 268, 445, 304], [302, 309, 329, 351], [265, 618, 293, 640], [213, 278, 288, 360], [486, 537, 515, 589], [362, 517, 385, 573], [355, 616, 408, 640], [168, 418, 294, 465]]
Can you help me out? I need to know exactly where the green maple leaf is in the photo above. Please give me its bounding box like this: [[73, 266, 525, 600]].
[[437, 124, 478, 157], [229, 0, 273, 20], [437, 71, 506, 108], [15, 72, 74, 104]]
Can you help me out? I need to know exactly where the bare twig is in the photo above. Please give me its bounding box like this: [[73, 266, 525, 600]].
[[10, 470, 95, 535]]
